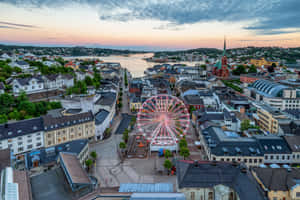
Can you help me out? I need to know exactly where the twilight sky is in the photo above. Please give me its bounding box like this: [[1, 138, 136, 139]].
[[0, 0, 300, 50]]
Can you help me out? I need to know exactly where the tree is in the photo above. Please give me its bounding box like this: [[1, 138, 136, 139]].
[[180, 147, 190, 160], [232, 65, 246, 75], [268, 63, 276, 73], [85, 159, 93, 171], [248, 65, 257, 73], [123, 131, 129, 143], [0, 114, 8, 123], [179, 139, 188, 149], [90, 151, 97, 161], [84, 76, 93, 86], [241, 119, 251, 131], [118, 102, 123, 109], [189, 105, 196, 114], [164, 149, 172, 159], [200, 64, 207, 70], [119, 142, 126, 149], [163, 159, 172, 175]]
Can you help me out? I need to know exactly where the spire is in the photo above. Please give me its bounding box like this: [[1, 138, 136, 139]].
[[224, 36, 226, 51], [222, 36, 226, 56]]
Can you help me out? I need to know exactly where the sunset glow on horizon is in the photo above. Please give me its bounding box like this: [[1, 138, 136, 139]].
[[1, 1, 300, 50]]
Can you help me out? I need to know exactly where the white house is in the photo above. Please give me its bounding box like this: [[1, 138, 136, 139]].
[[11, 76, 44, 94], [0, 118, 44, 155], [0, 53, 11, 61], [9, 60, 30, 71], [75, 71, 93, 81], [94, 109, 112, 140], [43, 61, 60, 67]]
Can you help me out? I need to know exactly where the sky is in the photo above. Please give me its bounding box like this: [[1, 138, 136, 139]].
[[0, 0, 300, 50]]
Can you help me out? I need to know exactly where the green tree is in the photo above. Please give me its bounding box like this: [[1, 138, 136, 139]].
[[232, 65, 246, 75], [90, 151, 97, 161], [180, 147, 190, 160], [248, 65, 257, 73], [85, 159, 93, 171], [189, 105, 196, 114], [0, 114, 8, 123], [164, 149, 172, 159], [119, 142, 126, 149], [163, 159, 172, 175], [123, 131, 129, 143], [241, 119, 251, 131], [179, 139, 188, 149], [118, 102, 123, 109], [84, 76, 93, 86]]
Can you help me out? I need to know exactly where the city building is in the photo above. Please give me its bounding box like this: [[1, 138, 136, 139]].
[[200, 126, 292, 166], [212, 39, 230, 78], [9, 60, 30, 71], [95, 109, 112, 140], [22, 139, 89, 170], [0, 82, 5, 94], [43, 74, 74, 90], [0, 167, 33, 200], [0, 117, 44, 156], [249, 79, 300, 110], [200, 126, 264, 167], [42, 111, 94, 147], [177, 160, 265, 200], [283, 135, 300, 164], [256, 104, 288, 134], [11, 77, 44, 94], [252, 167, 300, 200], [250, 57, 279, 67]]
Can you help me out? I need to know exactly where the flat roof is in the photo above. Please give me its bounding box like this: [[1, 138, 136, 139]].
[[60, 152, 91, 184]]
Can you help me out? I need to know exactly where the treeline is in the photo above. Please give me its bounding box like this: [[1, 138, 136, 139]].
[[67, 72, 101, 95], [26, 60, 73, 75], [222, 80, 244, 93], [0, 92, 62, 123]]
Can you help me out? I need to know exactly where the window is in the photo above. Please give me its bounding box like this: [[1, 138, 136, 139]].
[[36, 133, 40, 136], [36, 143, 42, 147], [191, 192, 195, 200], [18, 137, 22, 140], [270, 155, 274, 159], [27, 139, 32, 143], [27, 135, 31, 138], [296, 192, 300, 197], [27, 145, 33, 149], [249, 159, 252, 163], [8, 144, 12, 148], [37, 137, 41, 141], [18, 147, 24, 152], [18, 142, 22, 146], [208, 192, 213, 200], [48, 141, 52, 145], [273, 197, 277, 200]]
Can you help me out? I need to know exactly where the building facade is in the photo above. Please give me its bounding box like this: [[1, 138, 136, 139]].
[[0, 118, 44, 156], [43, 112, 95, 147]]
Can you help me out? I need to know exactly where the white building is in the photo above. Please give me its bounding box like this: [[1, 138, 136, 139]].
[[0, 118, 44, 155], [43, 74, 74, 90], [94, 109, 112, 140], [9, 61, 30, 71], [11, 77, 44, 94]]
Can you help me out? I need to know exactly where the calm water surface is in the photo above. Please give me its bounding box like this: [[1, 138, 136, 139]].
[[64, 53, 204, 77]]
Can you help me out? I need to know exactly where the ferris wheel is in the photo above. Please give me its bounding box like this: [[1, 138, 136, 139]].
[[136, 94, 190, 147]]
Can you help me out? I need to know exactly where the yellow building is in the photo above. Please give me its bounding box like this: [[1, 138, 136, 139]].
[[250, 58, 279, 67], [252, 167, 300, 200], [257, 104, 287, 134], [43, 112, 95, 147]]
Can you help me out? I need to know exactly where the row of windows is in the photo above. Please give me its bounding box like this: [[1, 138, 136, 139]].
[[217, 157, 263, 164], [265, 155, 291, 160]]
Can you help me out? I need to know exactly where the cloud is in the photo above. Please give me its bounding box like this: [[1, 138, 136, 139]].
[[0, 21, 39, 28], [1, 0, 300, 35], [0, 25, 21, 29]]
